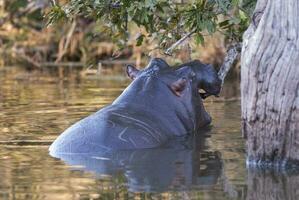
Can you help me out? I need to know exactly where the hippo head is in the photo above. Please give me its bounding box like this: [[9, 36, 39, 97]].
[[126, 58, 221, 99], [175, 60, 222, 97]]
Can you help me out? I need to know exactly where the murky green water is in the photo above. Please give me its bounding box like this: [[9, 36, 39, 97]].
[[0, 67, 298, 200]]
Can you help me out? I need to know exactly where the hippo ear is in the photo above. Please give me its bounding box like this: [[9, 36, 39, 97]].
[[126, 64, 140, 80], [169, 78, 187, 97]]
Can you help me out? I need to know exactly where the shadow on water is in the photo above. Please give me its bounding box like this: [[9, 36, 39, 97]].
[[51, 133, 223, 193]]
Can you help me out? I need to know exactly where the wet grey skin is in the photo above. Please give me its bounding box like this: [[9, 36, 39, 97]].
[[49, 58, 221, 155]]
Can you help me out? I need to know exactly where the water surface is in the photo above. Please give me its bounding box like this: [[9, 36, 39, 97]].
[[0, 67, 297, 200]]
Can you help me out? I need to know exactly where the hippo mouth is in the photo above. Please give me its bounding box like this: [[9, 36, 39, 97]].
[[199, 80, 222, 99], [199, 91, 220, 99]]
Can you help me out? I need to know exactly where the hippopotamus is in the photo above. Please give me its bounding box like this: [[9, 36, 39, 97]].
[[49, 58, 221, 155]]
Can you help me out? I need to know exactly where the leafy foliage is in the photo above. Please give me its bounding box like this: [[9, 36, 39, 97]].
[[47, 0, 257, 49]]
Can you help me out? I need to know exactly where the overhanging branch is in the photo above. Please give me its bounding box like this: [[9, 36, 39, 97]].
[[218, 43, 242, 84], [164, 30, 196, 56], [201, 43, 242, 99]]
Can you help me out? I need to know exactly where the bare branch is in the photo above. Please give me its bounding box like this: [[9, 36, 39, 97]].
[[201, 43, 242, 99], [11, 47, 41, 69], [55, 20, 77, 63], [51, 0, 57, 6], [164, 30, 196, 56], [218, 43, 242, 84]]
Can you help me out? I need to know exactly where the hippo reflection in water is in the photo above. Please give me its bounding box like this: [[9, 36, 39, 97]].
[[55, 134, 223, 192], [49, 58, 221, 154]]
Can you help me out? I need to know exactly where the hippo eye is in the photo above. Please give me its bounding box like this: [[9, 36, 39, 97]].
[[190, 71, 196, 78]]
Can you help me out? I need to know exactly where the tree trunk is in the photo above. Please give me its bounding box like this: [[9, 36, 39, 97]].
[[241, 0, 299, 167]]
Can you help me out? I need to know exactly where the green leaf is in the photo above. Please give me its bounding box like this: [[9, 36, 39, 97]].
[[45, 5, 66, 27], [230, 17, 241, 25], [136, 34, 145, 46], [219, 20, 230, 28], [195, 33, 204, 45], [239, 9, 248, 20], [206, 21, 216, 34]]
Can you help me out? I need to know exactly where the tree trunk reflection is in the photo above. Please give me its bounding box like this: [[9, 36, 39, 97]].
[[247, 169, 299, 200]]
